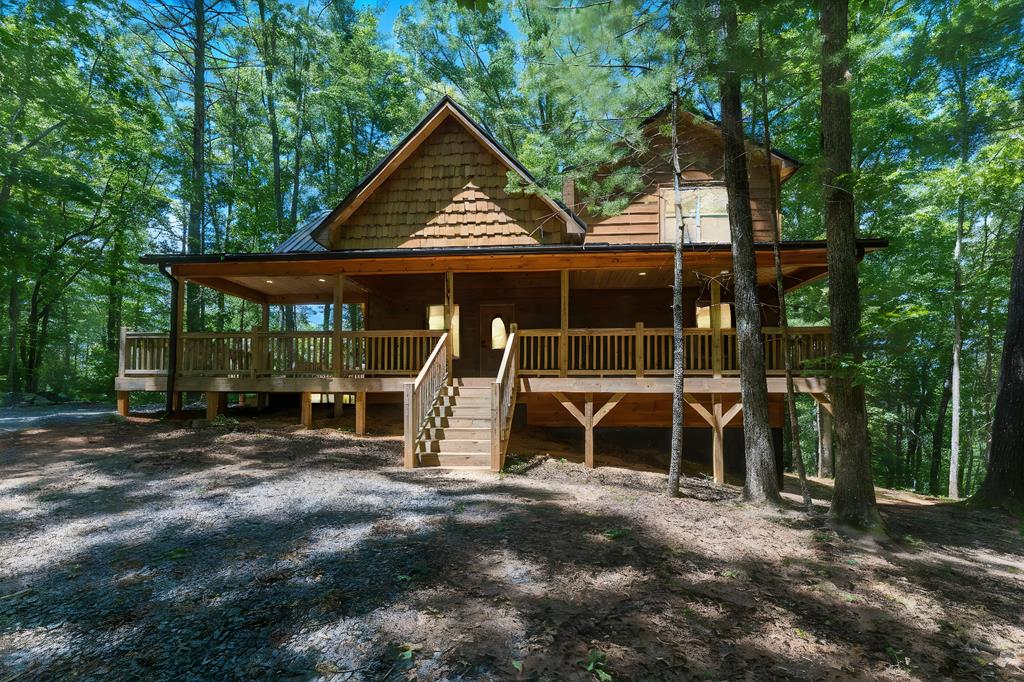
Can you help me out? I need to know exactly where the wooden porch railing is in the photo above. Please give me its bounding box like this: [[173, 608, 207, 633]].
[[403, 332, 451, 467], [491, 330, 518, 471], [119, 329, 443, 378], [517, 325, 831, 377], [120, 331, 171, 375]]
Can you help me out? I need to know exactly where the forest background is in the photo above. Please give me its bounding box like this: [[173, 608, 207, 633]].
[[1, 0, 1021, 498]]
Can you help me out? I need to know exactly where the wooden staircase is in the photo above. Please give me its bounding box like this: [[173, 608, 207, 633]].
[[416, 378, 493, 468]]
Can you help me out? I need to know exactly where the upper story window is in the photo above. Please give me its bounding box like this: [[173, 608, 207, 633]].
[[660, 185, 730, 244]]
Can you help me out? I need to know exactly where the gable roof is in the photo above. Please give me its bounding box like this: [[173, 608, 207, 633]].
[[642, 105, 802, 183], [273, 210, 330, 254], [311, 96, 586, 249]]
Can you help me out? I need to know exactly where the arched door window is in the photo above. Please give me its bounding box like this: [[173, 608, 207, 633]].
[[490, 316, 508, 350]]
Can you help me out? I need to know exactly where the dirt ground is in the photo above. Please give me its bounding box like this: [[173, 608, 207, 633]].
[[1, 407, 1022, 681]]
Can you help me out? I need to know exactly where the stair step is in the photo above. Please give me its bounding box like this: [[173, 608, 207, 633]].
[[435, 396, 491, 407], [418, 438, 491, 454], [418, 452, 491, 468], [422, 427, 491, 440], [451, 378, 492, 388], [425, 416, 492, 429], [441, 386, 491, 396], [430, 406, 492, 418]]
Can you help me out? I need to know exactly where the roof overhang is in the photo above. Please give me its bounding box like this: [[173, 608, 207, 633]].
[[310, 96, 587, 249], [142, 238, 886, 303]]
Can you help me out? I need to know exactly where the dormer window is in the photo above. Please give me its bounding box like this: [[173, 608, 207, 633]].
[[660, 185, 730, 244]]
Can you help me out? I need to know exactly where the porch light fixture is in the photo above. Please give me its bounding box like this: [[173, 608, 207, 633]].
[[265, 279, 273, 284], [318, 278, 326, 282], [638, 271, 647, 276]]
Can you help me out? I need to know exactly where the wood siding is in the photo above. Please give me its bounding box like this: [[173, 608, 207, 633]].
[[583, 118, 782, 245], [335, 119, 564, 249]]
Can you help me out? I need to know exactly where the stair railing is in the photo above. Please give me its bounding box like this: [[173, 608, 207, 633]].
[[403, 332, 451, 468], [490, 330, 519, 472]]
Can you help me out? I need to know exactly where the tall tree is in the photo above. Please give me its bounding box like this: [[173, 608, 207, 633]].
[[718, 0, 780, 506], [975, 207, 1024, 511], [667, 88, 687, 497], [820, 0, 883, 530]]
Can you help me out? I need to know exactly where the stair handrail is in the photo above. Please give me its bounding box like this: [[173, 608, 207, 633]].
[[403, 332, 450, 468], [490, 331, 518, 472]]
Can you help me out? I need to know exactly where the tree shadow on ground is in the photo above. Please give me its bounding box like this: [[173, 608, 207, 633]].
[[1, 421, 1021, 680]]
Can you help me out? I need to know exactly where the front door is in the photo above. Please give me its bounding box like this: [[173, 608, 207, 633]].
[[479, 303, 515, 377]]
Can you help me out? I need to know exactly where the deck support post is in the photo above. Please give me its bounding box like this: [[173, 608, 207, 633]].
[[685, 393, 742, 484], [117, 391, 129, 417], [584, 392, 594, 468], [711, 395, 725, 484], [355, 391, 366, 435], [300, 392, 313, 429], [559, 269, 569, 377], [333, 274, 345, 418], [552, 392, 625, 470], [206, 391, 225, 421], [332, 394, 344, 419]]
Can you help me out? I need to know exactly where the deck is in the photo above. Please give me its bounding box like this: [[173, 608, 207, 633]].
[[116, 325, 831, 390]]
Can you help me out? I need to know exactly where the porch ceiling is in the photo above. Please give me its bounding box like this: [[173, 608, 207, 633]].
[[188, 274, 369, 305]]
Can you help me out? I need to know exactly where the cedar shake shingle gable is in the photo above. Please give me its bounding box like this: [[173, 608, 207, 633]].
[[311, 97, 585, 250]]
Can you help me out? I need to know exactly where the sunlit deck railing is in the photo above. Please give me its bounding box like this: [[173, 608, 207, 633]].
[[516, 326, 831, 377], [119, 329, 444, 378]]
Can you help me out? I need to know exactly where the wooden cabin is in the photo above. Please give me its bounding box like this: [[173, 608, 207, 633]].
[[116, 97, 885, 478]]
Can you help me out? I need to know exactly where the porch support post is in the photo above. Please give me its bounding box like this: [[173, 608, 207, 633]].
[[444, 271, 455, 368], [258, 302, 270, 410], [711, 278, 722, 377], [560, 269, 569, 377], [117, 326, 126, 378], [117, 391, 129, 417], [355, 391, 366, 435], [332, 275, 345, 418], [300, 391, 313, 428]]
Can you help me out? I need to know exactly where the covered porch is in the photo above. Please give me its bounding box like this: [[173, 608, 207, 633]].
[[118, 243, 843, 474]]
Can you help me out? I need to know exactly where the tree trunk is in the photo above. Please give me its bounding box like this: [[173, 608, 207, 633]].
[[817, 404, 834, 477], [975, 206, 1024, 510], [758, 24, 810, 509], [906, 398, 923, 490], [929, 365, 953, 495], [667, 88, 686, 498], [186, 0, 206, 333], [719, 1, 780, 506], [257, 0, 285, 235], [6, 272, 19, 395], [821, 0, 883, 531]]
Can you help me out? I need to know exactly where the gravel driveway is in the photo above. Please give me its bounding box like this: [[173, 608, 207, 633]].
[[1, 417, 1022, 681], [0, 403, 116, 432]]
